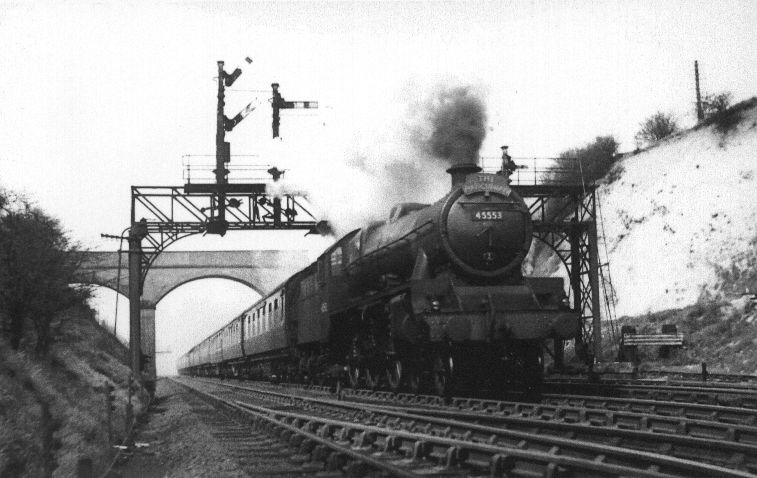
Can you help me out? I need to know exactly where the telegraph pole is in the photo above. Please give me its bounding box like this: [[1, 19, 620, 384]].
[[695, 60, 704, 121]]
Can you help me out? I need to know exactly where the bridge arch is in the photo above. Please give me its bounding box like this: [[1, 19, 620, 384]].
[[154, 274, 263, 306], [73, 250, 310, 379]]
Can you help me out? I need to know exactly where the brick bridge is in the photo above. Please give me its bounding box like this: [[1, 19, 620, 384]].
[[74, 250, 310, 379]]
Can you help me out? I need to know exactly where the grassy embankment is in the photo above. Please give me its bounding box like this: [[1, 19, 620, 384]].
[[610, 223, 757, 373], [0, 305, 149, 477]]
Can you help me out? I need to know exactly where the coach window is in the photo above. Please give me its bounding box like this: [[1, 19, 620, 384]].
[[317, 258, 327, 284], [349, 233, 361, 263], [330, 247, 342, 276]]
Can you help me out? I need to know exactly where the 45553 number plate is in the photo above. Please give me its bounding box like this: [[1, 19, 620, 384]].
[[473, 210, 504, 221]]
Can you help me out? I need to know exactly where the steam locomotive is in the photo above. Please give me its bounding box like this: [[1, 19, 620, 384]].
[[178, 163, 578, 395]]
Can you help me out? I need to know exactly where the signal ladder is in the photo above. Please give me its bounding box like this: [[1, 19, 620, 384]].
[[596, 193, 620, 358]]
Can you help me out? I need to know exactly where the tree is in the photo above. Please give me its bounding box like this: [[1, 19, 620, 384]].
[[702, 92, 732, 119], [635, 112, 679, 145], [557, 135, 620, 183], [0, 191, 90, 352], [528, 136, 620, 273]]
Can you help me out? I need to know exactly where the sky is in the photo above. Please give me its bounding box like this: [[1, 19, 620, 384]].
[[1, 0, 756, 374]]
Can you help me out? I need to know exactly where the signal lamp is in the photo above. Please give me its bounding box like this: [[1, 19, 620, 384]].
[[306, 220, 332, 236]]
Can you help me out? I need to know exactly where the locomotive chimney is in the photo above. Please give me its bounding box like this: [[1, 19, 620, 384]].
[[446, 162, 482, 188]]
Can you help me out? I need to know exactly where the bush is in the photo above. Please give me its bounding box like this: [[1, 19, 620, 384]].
[[526, 136, 620, 276], [635, 112, 679, 145], [557, 135, 620, 184], [702, 92, 732, 119], [700, 96, 757, 135], [0, 189, 91, 353]]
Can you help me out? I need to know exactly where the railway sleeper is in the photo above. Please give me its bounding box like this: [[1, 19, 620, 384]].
[[397, 392, 757, 447], [180, 378, 755, 477]]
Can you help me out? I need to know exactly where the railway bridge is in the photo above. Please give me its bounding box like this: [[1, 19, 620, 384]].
[[74, 250, 310, 380]]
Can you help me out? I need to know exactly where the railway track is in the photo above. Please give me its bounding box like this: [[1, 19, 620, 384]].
[[175, 377, 756, 477], [176, 379, 345, 477], [541, 393, 757, 425], [551, 371, 757, 386], [543, 378, 757, 408]]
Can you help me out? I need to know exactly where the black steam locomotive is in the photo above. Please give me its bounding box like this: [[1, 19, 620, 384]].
[[178, 163, 578, 395]]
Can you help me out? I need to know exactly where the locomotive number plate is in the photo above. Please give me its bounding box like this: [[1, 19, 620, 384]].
[[473, 210, 504, 221]]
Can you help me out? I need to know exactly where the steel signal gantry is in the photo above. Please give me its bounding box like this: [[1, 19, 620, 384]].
[[126, 60, 326, 383]]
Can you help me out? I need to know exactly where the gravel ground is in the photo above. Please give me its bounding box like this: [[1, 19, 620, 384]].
[[111, 378, 248, 478]]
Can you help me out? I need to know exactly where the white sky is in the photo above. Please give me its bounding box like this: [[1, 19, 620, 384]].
[[1, 1, 756, 374]]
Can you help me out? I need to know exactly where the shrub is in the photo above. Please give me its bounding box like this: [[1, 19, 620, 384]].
[[527, 136, 620, 275], [556, 135, 620, 184], [635, 112, 679, 145], [0, 189, 91, 352], [702, 92, 732, 119], [701, 96, 757, 135]]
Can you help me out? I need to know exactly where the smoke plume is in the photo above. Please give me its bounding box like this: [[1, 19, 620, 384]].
[[415, 86, 488, 166], [265, 83, 489, 238]]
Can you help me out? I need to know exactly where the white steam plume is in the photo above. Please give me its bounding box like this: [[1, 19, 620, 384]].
[[265, 83, 489, 237]]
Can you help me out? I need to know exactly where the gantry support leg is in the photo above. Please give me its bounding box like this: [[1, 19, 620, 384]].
[[569, 224, 584, 359], [128, 232, 143, 378], [140, 301, 157, 392]]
